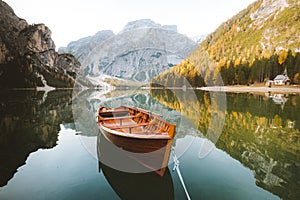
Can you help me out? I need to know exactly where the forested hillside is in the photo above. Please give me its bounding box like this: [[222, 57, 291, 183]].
[[152, 0, 300, 87]]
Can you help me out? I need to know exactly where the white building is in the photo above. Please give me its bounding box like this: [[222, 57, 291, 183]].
[[266, 68, 291, 86], [273, 74, 290, 85]]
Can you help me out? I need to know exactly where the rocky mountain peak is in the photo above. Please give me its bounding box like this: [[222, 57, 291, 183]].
[[61, 18, 194, 83], [120, 19, 177, 33], [94, 30, 114, 39]]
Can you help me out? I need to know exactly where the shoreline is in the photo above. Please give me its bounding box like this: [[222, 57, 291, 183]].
[[197, 85, 300, 94], [3, 85, 300, 94]]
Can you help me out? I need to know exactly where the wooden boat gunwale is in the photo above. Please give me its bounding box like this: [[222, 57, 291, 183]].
[[100, 125, 171, 139]]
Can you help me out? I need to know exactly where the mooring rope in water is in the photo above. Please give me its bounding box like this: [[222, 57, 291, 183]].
[[171, 146, 191, 200]]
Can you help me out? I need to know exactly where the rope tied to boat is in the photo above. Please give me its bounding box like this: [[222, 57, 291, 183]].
[[171, 146, 191, 200]]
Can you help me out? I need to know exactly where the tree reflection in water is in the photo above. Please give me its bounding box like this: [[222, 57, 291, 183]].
[[151, 89, 300, 200], [0, 90, 73, 186]]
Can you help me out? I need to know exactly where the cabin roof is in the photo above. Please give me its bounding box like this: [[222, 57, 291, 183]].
[[274, 74, 288, 81]]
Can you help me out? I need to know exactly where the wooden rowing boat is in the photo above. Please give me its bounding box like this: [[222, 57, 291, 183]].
[[97, 106, 176, 175], [97, 106, 176, 153]]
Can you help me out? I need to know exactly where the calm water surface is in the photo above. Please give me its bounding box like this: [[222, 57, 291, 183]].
[[0, 89, 299, 200]]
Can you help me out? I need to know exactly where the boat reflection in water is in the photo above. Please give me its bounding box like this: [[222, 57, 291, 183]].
[[97, 132, 174, 200]]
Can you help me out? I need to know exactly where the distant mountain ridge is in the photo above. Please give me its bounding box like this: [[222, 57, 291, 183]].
[[120, 19, 178, 33], [60, 19, 197, 83]]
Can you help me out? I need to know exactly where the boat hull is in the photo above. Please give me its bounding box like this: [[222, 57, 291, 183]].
[[97, 106, 175, 175], [97, 130, 172, 175], [99, 124, 171, 153]]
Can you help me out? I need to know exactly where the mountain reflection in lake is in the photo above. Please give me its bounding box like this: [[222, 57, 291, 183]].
[[151, 89, 300, 200], [0, 89, 299, 199], [0, 90, 73, 187]]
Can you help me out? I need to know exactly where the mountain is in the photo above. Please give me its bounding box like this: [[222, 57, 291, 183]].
[[0, 0, 85, 88], [60, 19, 197, 83], [120, 19, 178, 33], [58, 30, 115, 62], [152, 0, 300, 87]]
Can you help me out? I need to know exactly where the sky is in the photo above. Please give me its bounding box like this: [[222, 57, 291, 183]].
[[5, 0, 256, 49]]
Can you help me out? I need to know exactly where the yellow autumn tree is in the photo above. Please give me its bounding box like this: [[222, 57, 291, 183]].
[[293, 73, 300, 84], [278, 50, 288, 65]]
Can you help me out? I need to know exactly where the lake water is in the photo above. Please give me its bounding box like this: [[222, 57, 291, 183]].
[[0, 89, 299, 200]]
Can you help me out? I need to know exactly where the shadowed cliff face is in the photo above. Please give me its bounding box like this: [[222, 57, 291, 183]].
[[0, 0, 80, 88]]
